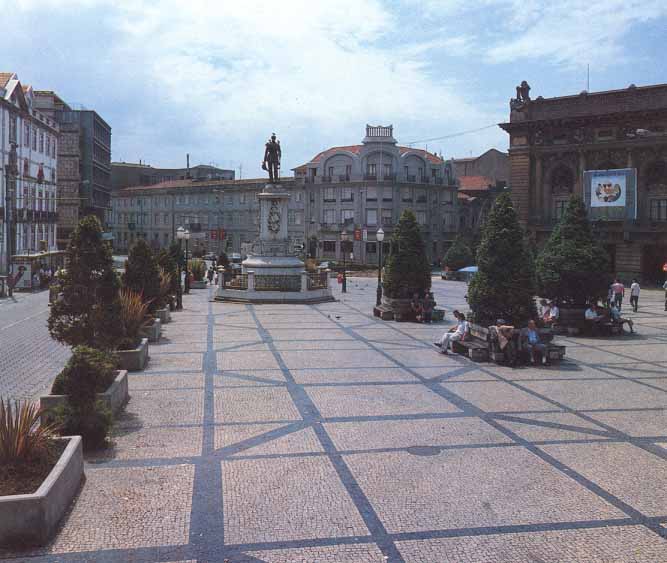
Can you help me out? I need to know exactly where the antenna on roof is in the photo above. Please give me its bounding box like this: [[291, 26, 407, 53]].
[[186, 154, 191, 179], [239, 162, 243, 179], [587, 63, 590, 92]]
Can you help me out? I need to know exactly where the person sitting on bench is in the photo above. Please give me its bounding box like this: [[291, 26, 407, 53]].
[[422, 292, 436, 323], [521, 320, 549, 365], [434, 310, 468, 354], [585, 304, 605, 336], [411, 292, 424, 322], [610, 303, 634, 333], [491, 318, 518, 366]]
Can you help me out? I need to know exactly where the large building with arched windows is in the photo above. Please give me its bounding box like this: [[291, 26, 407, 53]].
[[501, 82, 667, 283]]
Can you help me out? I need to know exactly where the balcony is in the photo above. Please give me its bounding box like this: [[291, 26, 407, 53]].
[[364, 174, 377, 181], [338, 174, 350, 182], [406, 175, 416, 182], [320, 175, 332, 183]]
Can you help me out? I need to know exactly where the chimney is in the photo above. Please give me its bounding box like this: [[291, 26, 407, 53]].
[[186, 154, 191, 179]]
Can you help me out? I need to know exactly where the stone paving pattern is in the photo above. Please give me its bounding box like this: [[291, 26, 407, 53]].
[[1, 278, 667, 562]]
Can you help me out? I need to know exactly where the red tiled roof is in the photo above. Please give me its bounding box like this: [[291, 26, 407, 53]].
[[0, 72, 15, 89], [458, 175, 493, 191], [295, 144, 443, 169]]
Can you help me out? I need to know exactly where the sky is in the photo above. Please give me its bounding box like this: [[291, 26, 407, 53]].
[[3, 0, 667, 178]]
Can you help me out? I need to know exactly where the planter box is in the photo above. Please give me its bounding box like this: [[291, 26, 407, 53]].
[[39, 370, 129, 424], [190, 280, 208, 289], [140, 318, 161, 343], [0, 436, 84, 547], [156, 307, 171, 324], [116, 338, 149, 372]]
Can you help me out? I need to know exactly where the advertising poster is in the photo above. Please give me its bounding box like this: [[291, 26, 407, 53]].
[[591, 172, 626, 208], [583, 168, 637, 220]]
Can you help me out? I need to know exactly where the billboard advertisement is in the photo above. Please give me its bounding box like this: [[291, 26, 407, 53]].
[[583, 168, 637, 220]]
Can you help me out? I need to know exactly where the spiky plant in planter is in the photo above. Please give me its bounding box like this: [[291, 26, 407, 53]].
[[48, 215, 123, 351], [467, 191, 537, 326], [536, 195, 611, 307], [189, 259, 207, 282], [123, 238, 161, 313], [157, 248, 179, 298], [382, 209, 431, 299], [118, 288, 150, 350]]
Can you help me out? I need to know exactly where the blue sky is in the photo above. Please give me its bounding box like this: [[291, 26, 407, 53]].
[[3, 0, 666, 178]]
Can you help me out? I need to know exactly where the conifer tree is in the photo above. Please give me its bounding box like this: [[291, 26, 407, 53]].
[[536, 195, 610, 306], [48, 215, 122, 350], [443, 236, 474, 271], [123, 238, 161, 313], [467, 191, 536, 325], [382, 209, 431, 298]]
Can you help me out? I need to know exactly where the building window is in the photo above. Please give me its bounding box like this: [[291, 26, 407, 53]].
[[401, 188, 412, 202], [24, 123, 30, 147], [9, 116, 17, 143], [383, 163, 391, 179], [341, 187, 353, 202], [324, 209, 336, 224], [295, 191, 303, 202], [367, 163, 376, 177], [32, 126, 37, 150], [154, 213, 159, 224], [46, 135, 51, 156], [418, 167, 423, 180], [416, 189, 427, 203], [649, 199, 667, 221], [366, 186, 377, 201], [324, 187, 336, 202], [323, 240, 336, 253], [345, 164, 352, 178], [240, 193, 246, 204], [554, 199, 569, 220], [39, 131, 44, 153], [52, 138, 56, 158], [382, 187, 393, 202], [366, 242, 377, 253], [328, 166, 334, 178], [381, 208, 392, 226], [342, 210, 354, 224], [366, 209, 377, 226], [309, 190, 315, 203], [224, 195, 233, 206], [442, 190, 454, 204], [416, 211, 426, 224]]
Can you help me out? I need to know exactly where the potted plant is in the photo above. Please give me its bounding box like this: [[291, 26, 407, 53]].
[[467, 191, 537, 326], [0, 399, 84, 546], [48, 215, 123, 351], [153, 267, 173, 325], [379, 209, 431, 321], [536, 196, 611, 329], [189, 258, 208, 289], [157, 248, 179, 313], [40, 346, 128, 425], [116, 288, 150, 371]]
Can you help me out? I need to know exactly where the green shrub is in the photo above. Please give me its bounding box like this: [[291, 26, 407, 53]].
[[443, 237, 474, 271], [382, 209, 431, 298], [123, 239, 161, 313], [53, 401, 112, 450], [157, 249, 179, 296], [536, 196, 611, 306], [48, 215, 123, 350], [51, 346, 118, 398], [467, 191, 537, 326], [190, 258, 206, 281]]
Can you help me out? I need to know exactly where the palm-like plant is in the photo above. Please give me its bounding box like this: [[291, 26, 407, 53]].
[[189, 259, 206, 282], [158, 267, 173, 307], [0, 398, 56, 465], [118, 288, 150, 349]]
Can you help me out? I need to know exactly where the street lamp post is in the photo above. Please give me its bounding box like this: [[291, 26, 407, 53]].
[[175, 226, 185, 310], [184, 229, 190, 294], [376, 227, 385, 307], [341, 228, 348, 293], [4, 143, 18, 298]]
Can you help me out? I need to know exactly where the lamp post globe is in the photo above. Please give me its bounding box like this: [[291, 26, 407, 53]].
[[376, 228, 385, 307], [341, 229, 348, 294]]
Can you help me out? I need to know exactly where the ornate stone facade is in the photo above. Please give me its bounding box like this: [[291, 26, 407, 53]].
[[500, 82, 667, 282]]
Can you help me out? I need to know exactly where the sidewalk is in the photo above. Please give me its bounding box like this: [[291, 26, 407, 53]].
[[1, 280, 666, 562]]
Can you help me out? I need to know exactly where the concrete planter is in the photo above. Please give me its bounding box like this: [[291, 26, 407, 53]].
[[156, 307, 171, 324], [0, 436, 84, 547], [190, 280, 208, 289], [39, 371, 129, 424], [140, 318, 161, 343], [116, 338, 149, 372]]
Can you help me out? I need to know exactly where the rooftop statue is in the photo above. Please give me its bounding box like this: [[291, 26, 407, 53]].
[[510, 80, 531, 111], [262, 133, 282, 184]]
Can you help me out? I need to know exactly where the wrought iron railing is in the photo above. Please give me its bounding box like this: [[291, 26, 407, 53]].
[[224, 273, 247, 290], [255, 275, 301, 292], [307, 271, 328, 290]]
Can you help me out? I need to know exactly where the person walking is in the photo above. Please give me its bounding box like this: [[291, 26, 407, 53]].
[[207, 266, 215, 285], [663, 279, 667, 311], [611, 279, 625, 310], [434, 311, 468, 354], [629, 279, 640, 312]]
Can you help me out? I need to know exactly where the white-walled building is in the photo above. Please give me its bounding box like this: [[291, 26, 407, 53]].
[[1, 72, 59, 277]]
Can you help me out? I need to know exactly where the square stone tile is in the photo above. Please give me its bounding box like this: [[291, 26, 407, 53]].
[[143, 352, 203, 373], [129, 373, 204, 391], [120, 389, 204, 427], [344, 448, 623, 533], [383, 348, 462, 368], [396, 526, 667, 563], [214, 387, 302, 423], [239, 544, 385, 562], [541, 442, 667, 516], [566, 346, 639, 365], [151, 341, 208, 354], [519, 379, 667, 410], [271, 339, 372, 351], [413, 367, 495, 382], [324, 418, 510, 451], [100, 425, 202, 460], [267, 328, 354, 341], [49, 465, 194, 551], [215, 423, 323, 455], [307, 384, 460, 418], [439, 381, 559, 413], [215, 342, 271, 353], [292, 367, 419, 385], [217, 350, 281, 370], [215, 369, 287, 387], [212, 328, 262, 341], [494, 412, 609, 442], [221, 456, 369, 543], [279, 349, 396, 369], [587, 410, 667, 437]]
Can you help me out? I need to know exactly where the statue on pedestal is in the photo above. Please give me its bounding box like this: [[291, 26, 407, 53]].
[[262, 133, 281, 184]]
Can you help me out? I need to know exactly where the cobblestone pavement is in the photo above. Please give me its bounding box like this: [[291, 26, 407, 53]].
[[2, 279, 667, 562], [0, 290, 71, 401]]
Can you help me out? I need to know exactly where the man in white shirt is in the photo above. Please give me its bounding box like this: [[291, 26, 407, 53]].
[[435, 311, 468, 354], [629, 279, 640, 312]]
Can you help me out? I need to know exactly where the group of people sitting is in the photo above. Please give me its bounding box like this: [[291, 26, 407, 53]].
[[585, 302, 634, 334], [433, 312, 551, 366], [410, 291, 437, 323], [538, 300, 560, 325]]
